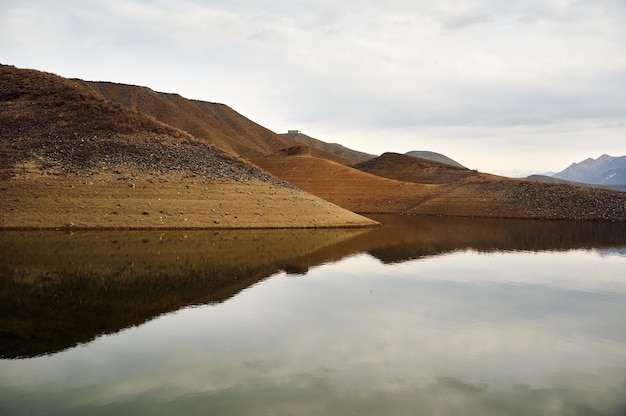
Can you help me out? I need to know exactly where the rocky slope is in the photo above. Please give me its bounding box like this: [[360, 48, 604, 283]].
[[79, 80, 294, 159], [0, 65, 377, 228]]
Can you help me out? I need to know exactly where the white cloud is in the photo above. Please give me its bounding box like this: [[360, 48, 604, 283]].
[[1, 0, 625, 174]]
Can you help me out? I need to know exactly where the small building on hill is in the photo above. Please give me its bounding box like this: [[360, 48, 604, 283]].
[[287, 130, 301, 134]]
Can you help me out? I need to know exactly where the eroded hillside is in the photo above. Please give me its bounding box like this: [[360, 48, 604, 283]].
[[0, 65, 377, 229]]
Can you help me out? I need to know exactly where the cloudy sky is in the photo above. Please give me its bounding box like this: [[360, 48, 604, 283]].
[[2, 0, 625, 175]]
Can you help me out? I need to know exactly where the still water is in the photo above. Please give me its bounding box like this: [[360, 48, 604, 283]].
[[1, 215, 626, 415]]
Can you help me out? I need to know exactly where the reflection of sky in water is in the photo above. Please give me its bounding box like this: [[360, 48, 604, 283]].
[[2, 249, 626, 415]]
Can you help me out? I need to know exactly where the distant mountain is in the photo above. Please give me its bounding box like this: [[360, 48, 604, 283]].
[[553, 154, 626, 188], [527, 175, 593, 186], [280, 131, 376, 165], [526, 174, 626, 191], [404, 150, 466, 169]]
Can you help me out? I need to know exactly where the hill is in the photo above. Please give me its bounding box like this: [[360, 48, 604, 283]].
[[0, 65, 376, 229], [280, 131, 376, 165], [81, 82, 379, 166], [405, 150, 466, 168], [254, 146, 626, 221], [3, 64, 625, 225], [79, 80, 293, 159], [353, 152, 480, 184], [553, 154, 626, 188]]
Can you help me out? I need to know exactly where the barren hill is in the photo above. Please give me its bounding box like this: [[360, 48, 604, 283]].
[[0, 65, 376, 229], [405, 150, 466, 169], [353, 152, 482, 184], [79, 81, 293, 159], [281, 131, 376, 165], [254, 146, 431, 213], [255, 146, 626, 221]]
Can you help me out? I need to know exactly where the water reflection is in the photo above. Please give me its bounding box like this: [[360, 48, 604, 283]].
[[0, 227, 369, 358], [2, 216, 626, 359], [363, 214, 626, 262], [1, 246, 625, 415]]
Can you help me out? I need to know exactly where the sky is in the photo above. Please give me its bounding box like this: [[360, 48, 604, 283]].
[[1, 0, 625, 176]]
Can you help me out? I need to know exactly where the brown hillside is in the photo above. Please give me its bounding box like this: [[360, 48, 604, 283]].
[[0, 65, 377, 229], [82, 82, 364, 164], [254, 146, 435, 213], [0, 65, 269, 181], [353, 152, 483, 184], [80, 81, 293, 159], [254, 146, 626, 221], [281, 131, 376, 165]]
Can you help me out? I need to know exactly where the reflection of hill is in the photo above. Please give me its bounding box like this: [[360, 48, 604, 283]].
[[0, 228, 367, 358], [236, 215, 626, 274], [362, 215, 626, 263], [3, 216, 626, 358]]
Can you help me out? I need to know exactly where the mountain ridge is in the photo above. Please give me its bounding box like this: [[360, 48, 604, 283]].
[[553, 154, 626, 188], [78, 80, 293, 159]]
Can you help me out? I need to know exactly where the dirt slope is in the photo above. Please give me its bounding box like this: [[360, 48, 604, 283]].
[[353, 152, 484, 184], [80, 81, 293, 159], [281, 131, 376, 165], [0, 65, 376, 229], [254, 146, 435, 213], [404, 150, 466, 168], [255, 146, 626, 221]]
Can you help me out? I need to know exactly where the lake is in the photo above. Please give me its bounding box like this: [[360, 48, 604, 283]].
[[1, 215, 626, 415]]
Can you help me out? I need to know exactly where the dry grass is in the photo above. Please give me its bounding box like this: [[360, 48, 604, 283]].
[[0, 172, 377, 229]]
